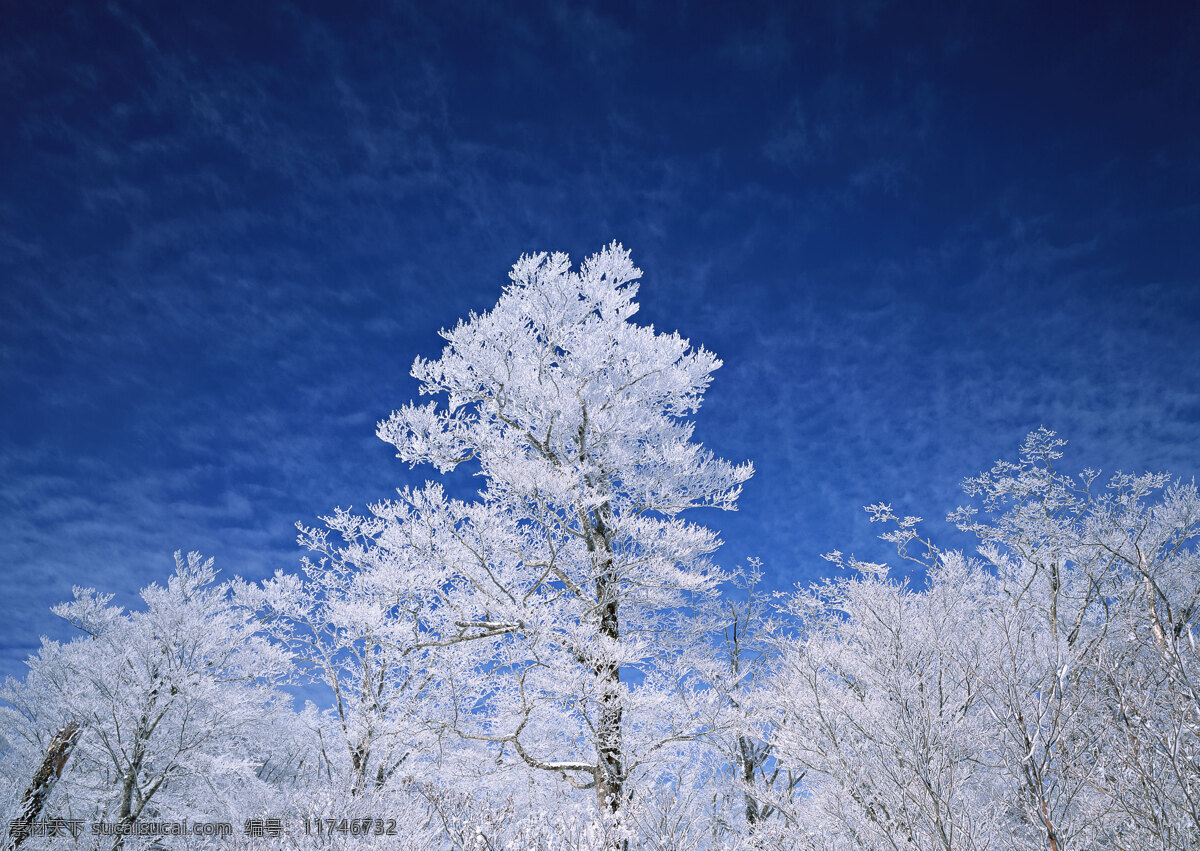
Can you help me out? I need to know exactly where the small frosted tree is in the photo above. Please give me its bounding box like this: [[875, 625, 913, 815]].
[[251, 513, 444, 798], [0, 553, 289, 846]]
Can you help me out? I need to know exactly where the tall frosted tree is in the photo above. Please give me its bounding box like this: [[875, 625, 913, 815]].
[[365, 243, 753, 822]]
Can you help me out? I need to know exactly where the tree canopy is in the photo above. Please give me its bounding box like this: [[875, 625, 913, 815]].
[[2, 250, 1197, 850]]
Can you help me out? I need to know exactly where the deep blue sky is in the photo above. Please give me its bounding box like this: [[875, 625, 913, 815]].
[[2, 0, 1197, 680]]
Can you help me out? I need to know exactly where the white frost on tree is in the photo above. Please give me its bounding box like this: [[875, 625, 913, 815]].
[[0, 553, 289, 848], [362, 242, 753, 826]]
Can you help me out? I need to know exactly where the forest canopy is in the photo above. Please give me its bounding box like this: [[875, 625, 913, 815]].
[[3, 246, 1198, 850]]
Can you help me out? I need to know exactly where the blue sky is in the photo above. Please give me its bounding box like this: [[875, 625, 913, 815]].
[[2, 0, 1197, 680]]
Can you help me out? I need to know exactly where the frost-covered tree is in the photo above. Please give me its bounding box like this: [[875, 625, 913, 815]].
[[251, 519, 445, 798], [346, 243, 753, 826], [763, 548, 1007, 849], [0, 552, 289, 847], [690, 562, 794, 837], [761, 431, 1200, 850], [950, 429, 1200, 849]]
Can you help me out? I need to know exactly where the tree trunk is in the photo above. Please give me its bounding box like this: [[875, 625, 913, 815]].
[[596, 566, 624, 816], [738, 734, 762, 829], [589, 497, 626, 843], [10, 721, 81, 849]]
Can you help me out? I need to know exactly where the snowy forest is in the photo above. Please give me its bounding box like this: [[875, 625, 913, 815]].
[[3, 244, 1198, 850]]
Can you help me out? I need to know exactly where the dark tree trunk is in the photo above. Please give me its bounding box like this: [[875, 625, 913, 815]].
[[738, 734, 762, 828], [9, 721, 81, 849], [595, 566, 624, 817], [588, 496, 626, 848]]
